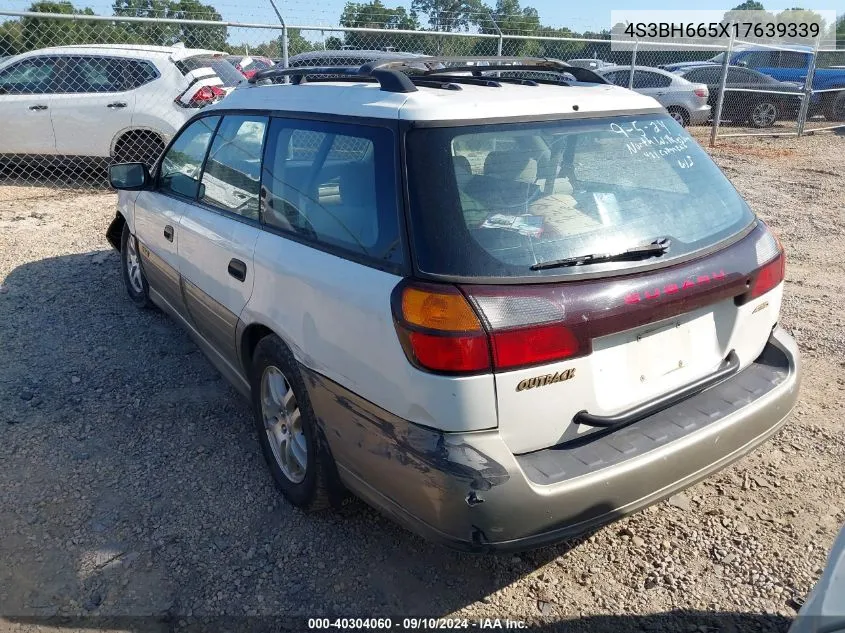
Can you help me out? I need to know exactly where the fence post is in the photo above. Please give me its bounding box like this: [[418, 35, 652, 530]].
[[710, 35, 734, 148], [797, 35, 819, 137], [628, 39, 638, 90], [487, 13, 503, 57], [268, 0, 289, 73]]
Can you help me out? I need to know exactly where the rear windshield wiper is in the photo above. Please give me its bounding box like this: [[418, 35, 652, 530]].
[[530, 238, 671, 271]]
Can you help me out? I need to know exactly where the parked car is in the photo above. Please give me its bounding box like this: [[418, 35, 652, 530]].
[[662, 45, 845, 121], [676, 64, 803, 128], [225, 54, 274, 79], [565, 58, 612, 71], [0, 44, 243, 165], [788, 520, 845, 633], [288, 49, 440, 71], [105, 56, 800, 552], [597, 65, 711, 126]]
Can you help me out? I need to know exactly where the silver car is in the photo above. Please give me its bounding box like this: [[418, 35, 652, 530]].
[[599, 65, 711, 126]]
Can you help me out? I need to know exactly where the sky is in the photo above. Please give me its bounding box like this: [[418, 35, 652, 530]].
[[3, 0, 842, 31]]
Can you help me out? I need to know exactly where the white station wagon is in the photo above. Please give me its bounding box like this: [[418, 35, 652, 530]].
[[106, 57, 801, 551]]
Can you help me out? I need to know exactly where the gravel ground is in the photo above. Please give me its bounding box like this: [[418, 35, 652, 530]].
[[1, 131, 844, 633]]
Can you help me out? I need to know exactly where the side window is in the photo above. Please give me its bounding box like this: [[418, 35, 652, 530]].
[[778, 52, 807, 69], [743, 51, 777, 68], [199, 115, 268, 221], [687, 68, 720, 84], [261, 118, 400, 264], [57, 57, 127, 93], [632, 71, 671, 89], [603, 71, 629, 87], [0, 57, 57, 94], [159, 116, 220, 199], [124, 60, 158, 89]]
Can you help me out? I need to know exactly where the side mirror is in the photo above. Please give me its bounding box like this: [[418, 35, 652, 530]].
[[109, 162, 150, 191]]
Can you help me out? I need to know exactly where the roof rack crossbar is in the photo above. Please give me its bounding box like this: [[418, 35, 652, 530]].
[[413, 74, 502, 88], [249, 65, 418, 93]]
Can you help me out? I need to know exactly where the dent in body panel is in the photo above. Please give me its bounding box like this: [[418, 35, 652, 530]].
[[181, 276, 240, 363], [300, 365, 509, 536]]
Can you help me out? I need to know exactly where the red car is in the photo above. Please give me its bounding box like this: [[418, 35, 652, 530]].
[[226, 55, 274, 79]]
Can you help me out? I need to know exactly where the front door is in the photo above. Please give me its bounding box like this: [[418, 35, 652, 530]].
[[176, 114, 268, 363], [0, 56, 58, 155], [134, 115, 221, 314]]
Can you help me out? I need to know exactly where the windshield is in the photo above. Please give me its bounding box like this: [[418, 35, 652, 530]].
[[180, 55, 245, 86], [405, 114, 755, 279]]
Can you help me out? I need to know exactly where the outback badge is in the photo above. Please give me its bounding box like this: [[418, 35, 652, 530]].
[[516, 368, 576, 392]]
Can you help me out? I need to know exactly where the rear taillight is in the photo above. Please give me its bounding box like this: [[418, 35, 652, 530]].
[[392, 281, 587, 374], [176, 84, 226, 108], [736, 228, 786, 304], [694, 85, 708, 98]]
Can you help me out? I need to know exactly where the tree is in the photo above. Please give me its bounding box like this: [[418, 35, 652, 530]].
[[411, 0, 485, 33], [0, 19, 23, 56], [339, 0, 419, 49], [20, 1, 101, 51], [112, 0, 226, 48], [837, 15, 844, 47], [732, 0, 765, 10], [475, 0, 540, 55]]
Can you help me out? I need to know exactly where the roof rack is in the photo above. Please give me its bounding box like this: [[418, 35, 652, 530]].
[[248, 56, 608, 93]]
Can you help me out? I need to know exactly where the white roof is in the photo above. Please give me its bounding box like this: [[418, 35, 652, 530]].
[[8, 44, 224, 62], [209, 81, 663, 122]]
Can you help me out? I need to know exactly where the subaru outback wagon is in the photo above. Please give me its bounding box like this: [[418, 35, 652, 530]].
[[105, 57, 801, 552]]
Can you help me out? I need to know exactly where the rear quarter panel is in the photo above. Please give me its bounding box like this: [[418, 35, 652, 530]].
[[242, 232, 499, 433]]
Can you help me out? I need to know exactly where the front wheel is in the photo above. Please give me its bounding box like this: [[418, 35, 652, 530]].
[[822, 91, 845, 122], [120, 223, 152, 309], [250, 334, 342, 512], [749, 100, 779, 128]]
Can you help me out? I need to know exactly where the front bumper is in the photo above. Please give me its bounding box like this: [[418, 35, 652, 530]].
[[306, 327, 800, 552]]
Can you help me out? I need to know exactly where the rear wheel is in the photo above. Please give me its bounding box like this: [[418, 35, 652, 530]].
[[822, 91, 845, 122], [250, 334, 342, 511], [667, 106, 689, 127], [113, 131, 165, 167], [748, 100, 779, 128]]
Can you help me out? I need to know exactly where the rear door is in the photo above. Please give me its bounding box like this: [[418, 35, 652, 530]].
[[134, 115, 220, 314], [631, 70, 676, 108], [0, 55, 58, 155], [51, 56, 136, 157], [176, 114, 267, 364]]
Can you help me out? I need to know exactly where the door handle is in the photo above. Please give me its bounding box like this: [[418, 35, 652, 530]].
[[227, 258, 247, 282], [163, 225, 174, 242], [107, 102, 128, 108], [28, 104, 48, 111]]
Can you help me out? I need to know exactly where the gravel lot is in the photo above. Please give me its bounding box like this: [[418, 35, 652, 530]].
[[1, 131, 844, 632]]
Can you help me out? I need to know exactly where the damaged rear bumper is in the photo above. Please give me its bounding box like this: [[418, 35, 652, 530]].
[[303, 327, 800, 552]]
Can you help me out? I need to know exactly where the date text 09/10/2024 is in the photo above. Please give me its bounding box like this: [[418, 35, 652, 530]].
[[307, 619, 529, 630]]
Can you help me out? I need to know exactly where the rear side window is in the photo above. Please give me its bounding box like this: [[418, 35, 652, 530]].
[[178, 56, 244, 87], [778, 52, 806, 68], [159, 116, 220, 199], [260, 118, 401, 264], [602, 70, 629, 87], [0, 57, 58, 94], [743, 51, 778, 68], [632, 71, 671, 89], [124, 59, 158, 88], [684, 68, 720, 83], [200, 115, 268, 220], [405, 114, 755, 279], [57, 56, 126, 93]]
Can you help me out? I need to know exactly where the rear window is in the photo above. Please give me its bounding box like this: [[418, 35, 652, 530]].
[[405, 114, 755, 279], [178, 55, 244, 86]]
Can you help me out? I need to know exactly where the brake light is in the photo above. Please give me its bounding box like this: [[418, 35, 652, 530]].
[[176, 84, 226, 108], [392, 281, 586, 374], [694, 85, 708, 98], [736, 227, 786, 304]]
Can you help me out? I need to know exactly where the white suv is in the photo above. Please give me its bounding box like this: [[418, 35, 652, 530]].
[[105, 57, 801, 552], [0, 44, 241, 165]]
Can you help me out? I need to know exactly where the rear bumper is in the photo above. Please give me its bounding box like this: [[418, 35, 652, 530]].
[[305, 327, 800, 552], [688, 103, 712, 125]]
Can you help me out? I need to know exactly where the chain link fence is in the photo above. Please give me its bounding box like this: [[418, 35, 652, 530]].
[[0, 9, 843, 192]]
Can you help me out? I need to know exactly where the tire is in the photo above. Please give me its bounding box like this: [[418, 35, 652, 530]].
[[667, 106, 689, 127], [250, 334, 342, 512], [822, 91, 845, 122], [748, 100, 779, 128], [120, 223, 152, 309], [113, 131, 165, 167]]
